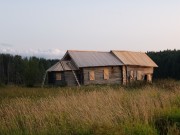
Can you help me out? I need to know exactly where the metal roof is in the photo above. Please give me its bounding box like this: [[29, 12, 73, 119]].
[[47, 60, 78, 72], [64, 50, 123, 68], [111, 50, 158, 67]]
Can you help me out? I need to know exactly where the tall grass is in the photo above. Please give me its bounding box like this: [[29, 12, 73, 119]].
[[0, 80, 180, 135]]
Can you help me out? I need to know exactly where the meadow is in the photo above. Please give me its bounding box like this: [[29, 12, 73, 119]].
[[0, 80, 180, 135]]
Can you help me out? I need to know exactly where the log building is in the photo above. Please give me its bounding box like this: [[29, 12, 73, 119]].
[[46, 50, 158, 86]]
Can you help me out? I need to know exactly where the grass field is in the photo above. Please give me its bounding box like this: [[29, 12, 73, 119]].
[[0, 80, 180, 135]]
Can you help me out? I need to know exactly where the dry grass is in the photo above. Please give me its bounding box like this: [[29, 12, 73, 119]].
[[0, 80, 180, 135]]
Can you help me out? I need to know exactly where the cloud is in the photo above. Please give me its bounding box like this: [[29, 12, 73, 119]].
[[0, 48, 65, 59], [0, 43, 13, 47]]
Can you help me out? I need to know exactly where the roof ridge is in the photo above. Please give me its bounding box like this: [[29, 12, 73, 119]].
[[67, 50, 107, 53], [112, 50, 146, 53]]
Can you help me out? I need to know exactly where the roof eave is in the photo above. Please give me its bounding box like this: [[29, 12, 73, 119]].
[[78, 64, 124, 68], [125, 64, 158, 67]]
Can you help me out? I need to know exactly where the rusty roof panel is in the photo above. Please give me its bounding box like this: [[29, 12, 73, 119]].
[[112, 51, 158, 67], [67, 50, 123, 67]]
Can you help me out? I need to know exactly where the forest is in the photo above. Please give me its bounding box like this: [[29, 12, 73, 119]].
[[148, 49, 180, 80], [0, 49, 180, 86], [0, 54, 58, 86]]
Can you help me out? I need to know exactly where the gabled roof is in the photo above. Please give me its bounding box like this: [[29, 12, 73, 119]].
[[111, 50, 158, 67], [47, 60, 78, 72], [62, 50, 123, 68]]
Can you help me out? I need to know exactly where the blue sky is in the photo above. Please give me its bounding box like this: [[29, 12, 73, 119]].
[[0, 0, 180, 58]]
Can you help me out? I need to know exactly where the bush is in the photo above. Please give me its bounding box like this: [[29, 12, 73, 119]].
[[154, 108, 180, 135], [123, 123, 158, 135], [0, 82, 5, 88]]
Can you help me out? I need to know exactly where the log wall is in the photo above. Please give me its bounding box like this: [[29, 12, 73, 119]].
[[126, 66, 154, 83], [83, 66, 122, 85], [64, 71, 77, 86], [48, 71, 66, 86]]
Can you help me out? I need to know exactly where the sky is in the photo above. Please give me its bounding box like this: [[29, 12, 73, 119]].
[[0, 0, 180, 59]]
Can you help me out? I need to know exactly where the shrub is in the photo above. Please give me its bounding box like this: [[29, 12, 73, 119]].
[[123, 123, 158, 135], [154, 108, 180, 135]]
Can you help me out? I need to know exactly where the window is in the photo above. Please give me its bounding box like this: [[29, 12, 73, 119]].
[[147, 74, 152, 82], [111, 67, 115, 74], [89, 71, 95, 80], [104, 68, 109, 80], [137, 71, 143, 80], [130, 70, 134, 80], [56, 73, 61, 80]]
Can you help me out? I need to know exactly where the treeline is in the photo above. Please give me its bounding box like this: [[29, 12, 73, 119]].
[[147, 49, 180, 80], [0, 50, 180, 86], [0, 54, 58, 86]]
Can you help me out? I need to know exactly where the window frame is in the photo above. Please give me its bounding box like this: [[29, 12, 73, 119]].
[[56, 72, 62, 80], [104, 68, 109, 80], [89, 70, 95, 81]]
